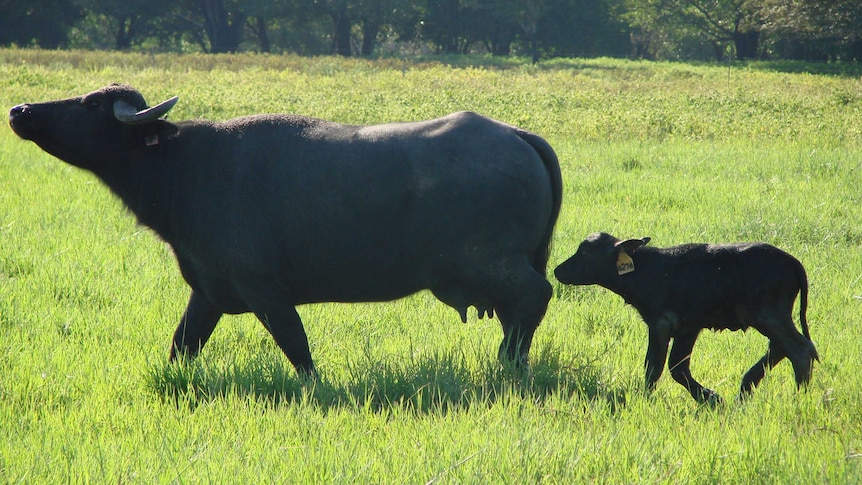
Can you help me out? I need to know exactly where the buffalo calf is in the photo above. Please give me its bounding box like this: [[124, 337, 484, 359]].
[[554, 232, 818, 404]]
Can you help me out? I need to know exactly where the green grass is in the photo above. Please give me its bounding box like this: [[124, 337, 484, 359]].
[[1, 49, 861, 482]]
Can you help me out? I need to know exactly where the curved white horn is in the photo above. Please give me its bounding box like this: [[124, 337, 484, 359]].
[[113, 96, 179, 125]]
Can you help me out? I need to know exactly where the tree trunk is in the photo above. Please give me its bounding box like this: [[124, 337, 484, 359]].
[[487, 25, 513, 56], [360, 19, 379, 56], [713, 43, 725, 61], [200, 0, 244, 53], [490, 41, 511, 56], [733, 30, 759, 60], [330, 7, 352, 56], [847, 39, 862, 62], [256, 16, 270, 53], [527, 25, 539, 63], [114, 16, 134, 50], [629, 30, 650, 59]]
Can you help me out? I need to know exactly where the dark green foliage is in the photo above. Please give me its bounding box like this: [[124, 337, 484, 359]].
[[1, 0, 859, 61], [0, 0, 83, 48]]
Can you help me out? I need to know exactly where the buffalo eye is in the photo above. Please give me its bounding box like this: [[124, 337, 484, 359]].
[[84, 98, 101, 110]]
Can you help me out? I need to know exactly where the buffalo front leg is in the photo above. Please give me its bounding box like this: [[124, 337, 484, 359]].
[[644, 319, 672, 392], [170, 290, 223, 361], [668, 331, 721, 405]]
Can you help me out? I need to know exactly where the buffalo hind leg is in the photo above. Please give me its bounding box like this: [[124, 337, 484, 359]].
[[785, 332, 818, 390], [668, 330, 721, 405], [253, 305, 316, 378], [237, 281, 316, 377], [170, 290, 223, 361], [752, 315, 818, 393], [740, 342, 785, 398], [492, 264, 552, 368], [770, 317, 820, 389]]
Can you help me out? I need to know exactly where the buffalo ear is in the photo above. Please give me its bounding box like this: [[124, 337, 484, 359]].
[[154, 120, 179, 139], [615, 237, 650, 254], [142, 120, 179, 147]]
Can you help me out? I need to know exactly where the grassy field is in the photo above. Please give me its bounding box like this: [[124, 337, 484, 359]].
[[1, 49, 861, 483]]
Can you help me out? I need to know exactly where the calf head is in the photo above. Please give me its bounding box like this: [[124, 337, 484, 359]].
[[9, 84, 178, 171], [554, 232, 650, 286]]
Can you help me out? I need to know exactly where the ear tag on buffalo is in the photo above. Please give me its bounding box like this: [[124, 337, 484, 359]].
[[145, 134, 159, 146], [617, 250, 635, 275]]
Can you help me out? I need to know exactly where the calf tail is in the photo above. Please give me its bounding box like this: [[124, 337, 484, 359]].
[[516, 129, 563, 278], [796, 260, 812, 342], [796, 260, 820, 362]]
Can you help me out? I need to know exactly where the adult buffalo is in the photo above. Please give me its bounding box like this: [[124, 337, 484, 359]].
[[9, 84, 562, 377]]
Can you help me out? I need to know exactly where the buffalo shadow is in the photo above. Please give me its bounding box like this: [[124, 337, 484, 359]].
[[147, 345, 627, 414]]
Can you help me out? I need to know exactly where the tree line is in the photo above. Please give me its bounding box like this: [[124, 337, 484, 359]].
[[2, 0, 860, 62]]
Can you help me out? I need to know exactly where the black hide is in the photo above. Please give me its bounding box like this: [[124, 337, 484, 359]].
[[555, 232, 818, 404], [10, 84, 563, 376]]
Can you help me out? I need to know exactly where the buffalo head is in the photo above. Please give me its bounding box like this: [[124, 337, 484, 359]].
[[9, 84, 178, 170]]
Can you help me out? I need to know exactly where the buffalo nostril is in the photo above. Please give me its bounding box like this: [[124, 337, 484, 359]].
[[9, 104, 29, 120]]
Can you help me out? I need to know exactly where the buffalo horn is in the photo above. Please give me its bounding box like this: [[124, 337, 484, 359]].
[[113, 96, 179, 125]]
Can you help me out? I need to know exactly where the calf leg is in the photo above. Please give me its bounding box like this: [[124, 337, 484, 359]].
[[786, 335, 818, 389], [644, 320, 672, 392], [743, 313, 818, 400], [668, 331, 721, 404], [170, 290, 223, 361], [740, 342, 785, 397]]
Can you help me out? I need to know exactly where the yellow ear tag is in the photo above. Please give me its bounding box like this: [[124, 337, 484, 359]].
[[617, 250, 635, 275]]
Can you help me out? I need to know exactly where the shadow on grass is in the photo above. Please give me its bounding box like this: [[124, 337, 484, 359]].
[[745, 59, 862, 77], [146, 344, 628, 414]]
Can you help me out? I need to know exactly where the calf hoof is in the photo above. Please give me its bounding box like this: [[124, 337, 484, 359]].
[[699, 389, 723, 407], [738, 384, 756, 402]]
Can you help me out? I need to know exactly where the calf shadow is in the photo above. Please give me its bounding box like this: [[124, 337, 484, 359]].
[[147, 346, 628, 414]]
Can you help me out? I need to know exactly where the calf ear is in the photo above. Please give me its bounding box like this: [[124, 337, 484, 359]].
[[616, 237, 650, 254]]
